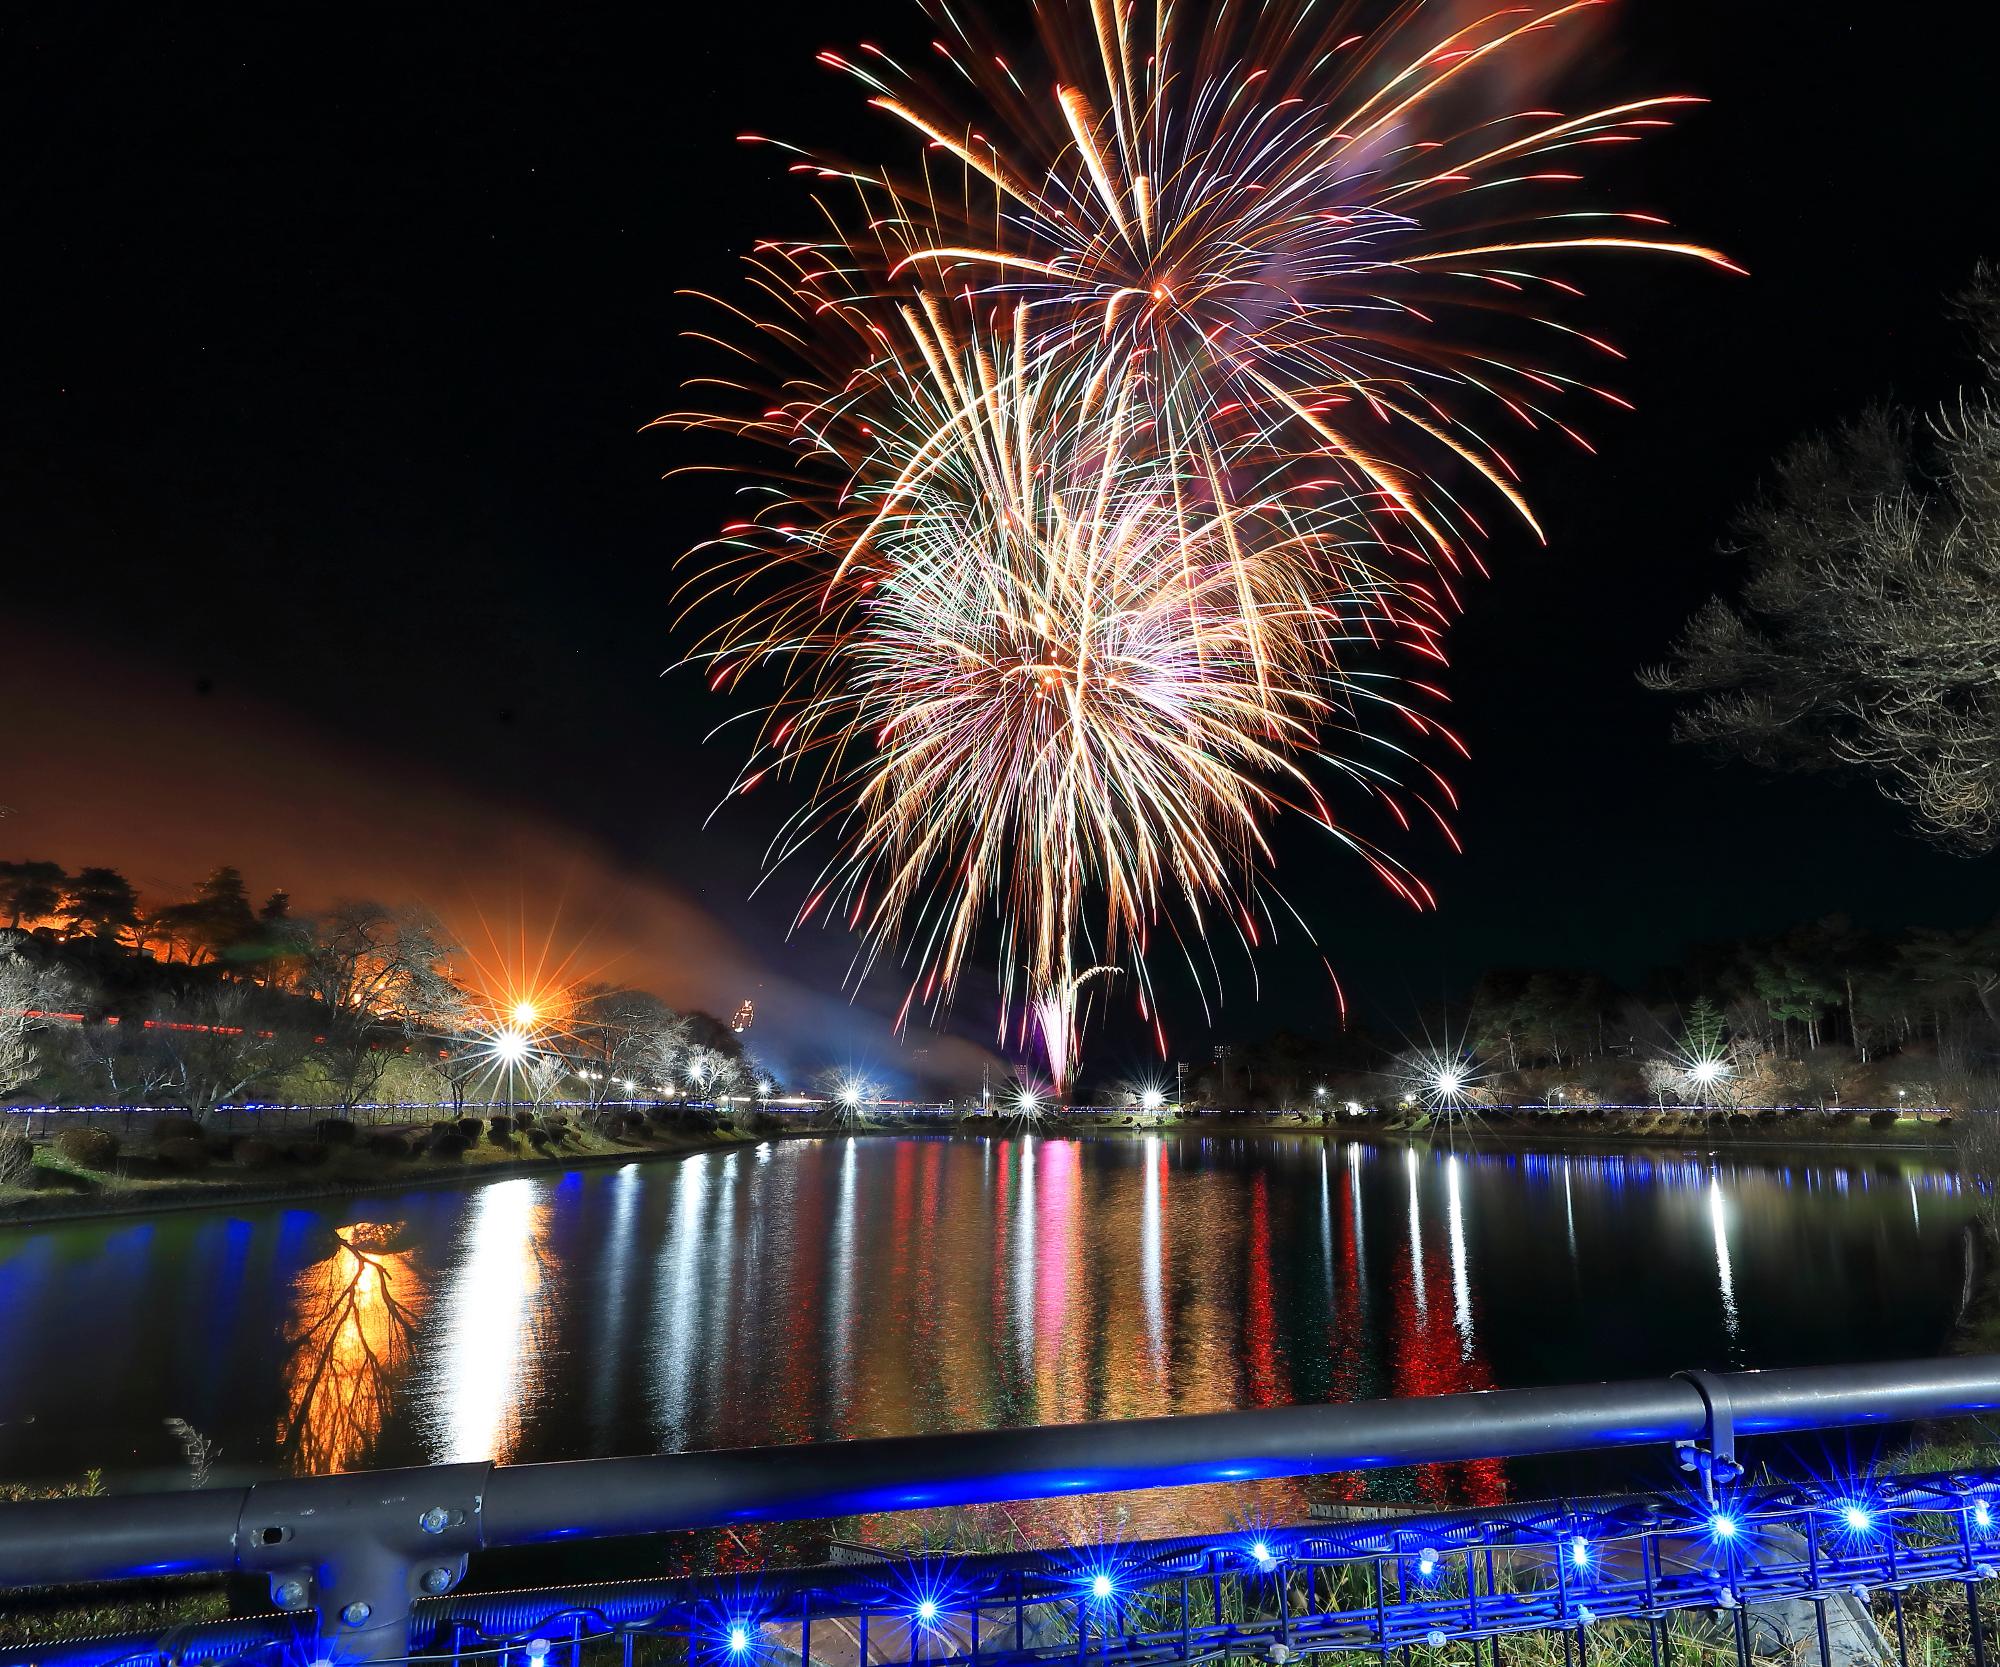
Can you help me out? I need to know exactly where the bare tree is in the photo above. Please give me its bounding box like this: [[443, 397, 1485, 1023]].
[[150, 988, 302, 1124], [1644, 266, 2000, 852], [544, 987, 689, 1119], [0, 934, 76, 1098], [292, 904, 460, 1116]]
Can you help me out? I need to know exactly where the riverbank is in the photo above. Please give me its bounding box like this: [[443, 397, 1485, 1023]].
[[0, 1112, 769, 1227], [0, 1100, 1966, 1228]]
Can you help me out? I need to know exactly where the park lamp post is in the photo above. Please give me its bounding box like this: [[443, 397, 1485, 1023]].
[[493, 1024, 530, 1119]]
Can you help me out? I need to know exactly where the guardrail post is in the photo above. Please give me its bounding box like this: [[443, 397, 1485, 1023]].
[[1673, 1369, 1744, 1503], [235, 1462, 489, 1663]]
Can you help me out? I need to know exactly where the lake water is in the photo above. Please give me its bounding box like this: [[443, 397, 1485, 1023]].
[[0, 1133, 1976, 1533]]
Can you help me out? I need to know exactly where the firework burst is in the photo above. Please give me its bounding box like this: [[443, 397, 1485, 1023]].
[[672, 302, 1447, 1056], [669, 0, 1731, 1082]]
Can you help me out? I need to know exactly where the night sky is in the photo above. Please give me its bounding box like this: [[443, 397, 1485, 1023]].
[[2, 1, 1994, 1087]]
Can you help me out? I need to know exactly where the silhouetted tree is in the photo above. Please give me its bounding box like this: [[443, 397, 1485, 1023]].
[[0, 860, 67, 929], [60, 867, 140, 946], [1645, 267, 2000, 851]]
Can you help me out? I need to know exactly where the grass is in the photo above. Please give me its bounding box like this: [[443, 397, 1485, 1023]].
[[0, 1473, 229, 1650], [0, 1114, 756, 1223]]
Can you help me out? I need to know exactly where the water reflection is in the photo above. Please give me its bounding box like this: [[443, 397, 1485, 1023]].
[[652, 1152, 714, 1450], [1446, 1155, 1474, 1360], [419, 1177, 554, 1463], [1710, 1174, 1740, 1343], [279, 1223, 421, 1474], [0, 1133, 1977, 1507]]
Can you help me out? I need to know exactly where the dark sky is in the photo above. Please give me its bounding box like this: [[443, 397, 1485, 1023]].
[[2, 0, 1995, 1085]]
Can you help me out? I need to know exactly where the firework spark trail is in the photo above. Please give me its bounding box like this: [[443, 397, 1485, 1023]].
[[666, 0, 1731, 1085], [801, 0, 1738, 565]]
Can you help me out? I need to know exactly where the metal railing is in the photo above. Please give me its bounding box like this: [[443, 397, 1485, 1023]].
[[5, 1359, 2000, 1667]]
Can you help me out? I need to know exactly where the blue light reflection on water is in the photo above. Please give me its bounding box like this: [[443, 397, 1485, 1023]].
[[0, 1134, 1974, 1509]]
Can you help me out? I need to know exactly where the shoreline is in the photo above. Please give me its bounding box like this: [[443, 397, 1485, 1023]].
[[0, 1107, 1963, 1229]]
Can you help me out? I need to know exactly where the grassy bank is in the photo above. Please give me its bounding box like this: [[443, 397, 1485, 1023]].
[[0, 1108, 768, 1227]]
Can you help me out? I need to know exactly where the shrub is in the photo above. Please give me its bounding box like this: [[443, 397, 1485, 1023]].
[[285, 1141, 330, 1168], [0, 1132, 33, 1188], [1827, 1109, 1857, 1127], [486, 1125, 517, 1151], [149, 1116, 204, 1145], [365, 1132, 411, 1159], [488, 1116, 513, 1135], [455, 1117, 483, 1139], [513, 1110, 536, 1131], [234, 1138, 283, 1170], [1869, 1108, 1900, 1130], [428, 1130, 470, 1159], [313, 1118, 357, 1146], [55, 1127, 120, 1170], [527, 1127, 551, 1151], [156, 1136, 209, 1172]]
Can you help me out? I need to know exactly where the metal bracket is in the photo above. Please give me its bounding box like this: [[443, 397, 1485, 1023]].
[[1674, 1369, 1743, 1503], [235, 1461, 490, 1662]]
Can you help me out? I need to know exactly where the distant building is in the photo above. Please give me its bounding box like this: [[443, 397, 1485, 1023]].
[[731, 999, 754, 1033]]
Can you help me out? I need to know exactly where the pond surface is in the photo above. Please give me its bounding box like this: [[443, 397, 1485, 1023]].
[[0, 1134, 1976, 1530]]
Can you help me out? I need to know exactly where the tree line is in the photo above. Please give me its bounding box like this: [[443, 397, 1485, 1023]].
[[1187, 913, 2000, 1112], [0, 859, 754, 1120]]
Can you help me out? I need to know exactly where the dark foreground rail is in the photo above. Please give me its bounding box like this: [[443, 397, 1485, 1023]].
[[4, 1358, 2000, 1667]]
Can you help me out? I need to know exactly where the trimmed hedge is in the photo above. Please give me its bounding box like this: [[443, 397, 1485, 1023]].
[[235, 1138, 283, 1170], [156, 1136, 209, 1172], [55, 1127, 120, 1170]]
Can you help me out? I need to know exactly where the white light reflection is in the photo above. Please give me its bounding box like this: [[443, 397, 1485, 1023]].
[[423, 1178, 545, 1463], [1708, 1175, 1739, 1338], [1445, 1154, 1474, 1359], [1141, 1135, 1164, 1369], [1563, 1162, 1578, 1269], [651, 1154, 713, 1448], [1405, 1145, 1427, 1320], [1012, 1133, 1037, 1367], [585, 1164, 643, 1445], [827, 1140, 859, 1410], [1319, 1146, 1334, 1301]]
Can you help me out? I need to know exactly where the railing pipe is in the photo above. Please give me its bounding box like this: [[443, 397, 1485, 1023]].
[[3, 1356, 1998, 1592]]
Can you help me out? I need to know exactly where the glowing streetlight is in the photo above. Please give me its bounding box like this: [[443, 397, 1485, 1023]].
[[511, 1000, 539, 1028], [1015, 1089, 1041, 1117], [1689, 1058, 1724, 1087], [1140, 1088, 1164, 1113], [492, 1027, 530, 1065], [1434, 1068, 1464, 1097]]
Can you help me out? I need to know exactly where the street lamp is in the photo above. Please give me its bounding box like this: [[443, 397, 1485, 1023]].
[[493, 1026, 530, 1119], [1140, 1088, 1164, 1114]]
